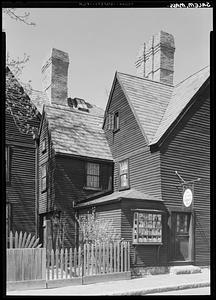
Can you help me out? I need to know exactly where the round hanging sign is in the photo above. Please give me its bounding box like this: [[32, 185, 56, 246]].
[[183, 188, 193, 207]]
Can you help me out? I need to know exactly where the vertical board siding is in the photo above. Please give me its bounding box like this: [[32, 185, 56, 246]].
[[160, 95, 210, 265]]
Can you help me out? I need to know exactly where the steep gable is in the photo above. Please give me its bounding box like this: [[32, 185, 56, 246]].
[[117, 72, 173, 144], [151, 66, 210, 146]]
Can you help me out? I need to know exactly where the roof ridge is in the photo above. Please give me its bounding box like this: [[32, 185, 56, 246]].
[[117, 71, 174, 87], [174, 65, 210, 87], [45, 103, 104, 118]]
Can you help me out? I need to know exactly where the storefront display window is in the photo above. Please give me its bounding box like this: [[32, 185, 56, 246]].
[[133, 210, 163, 244]]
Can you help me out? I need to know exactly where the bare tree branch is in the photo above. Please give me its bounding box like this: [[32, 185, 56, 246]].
[[3, 8, 36, 26]]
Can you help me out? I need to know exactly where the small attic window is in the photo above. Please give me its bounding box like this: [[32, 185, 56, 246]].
[[67, 97, 89, 112], [76, 98, 89, 112]]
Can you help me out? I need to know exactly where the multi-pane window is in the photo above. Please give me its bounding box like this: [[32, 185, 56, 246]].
[[5, 146, 10, 183], [133, 211, 162, 244], [176, 213, 190, 234], [114, 112, 120, 131], [41, 164, 47, 192], [86, 162, 100, 189], [119, 159, 129, 188]]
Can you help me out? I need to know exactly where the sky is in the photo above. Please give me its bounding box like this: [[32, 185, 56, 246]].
[[3, 7, 213, 110]]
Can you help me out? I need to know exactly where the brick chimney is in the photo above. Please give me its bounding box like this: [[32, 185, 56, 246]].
[[135, 31, 175, 85], [41, 48, 69, 105]]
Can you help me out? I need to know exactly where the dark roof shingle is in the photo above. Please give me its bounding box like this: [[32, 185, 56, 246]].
[[44, 104, 113, 161]]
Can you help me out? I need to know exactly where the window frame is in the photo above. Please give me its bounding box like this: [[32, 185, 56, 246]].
[[85, 162, 101, 190], [132, 210, 163, 245], [119, 159, 129, 190], [41, 164, 47, 192], [113, 111, 120, 132]]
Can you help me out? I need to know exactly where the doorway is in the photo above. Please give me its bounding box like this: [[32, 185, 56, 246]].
[[170, 212, 193, 262]]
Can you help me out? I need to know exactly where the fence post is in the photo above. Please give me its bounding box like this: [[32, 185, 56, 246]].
[[98, 243, 101, 274], [51, 249, 54, 279], [69, 248, 72, 278], [60, 248, 64, 279], [127, 242, 130, 271], [78, 246, 81, 277], [56, 248, 59, 279], [74, 247, 77, 277], [121, 242, 123, 272], [65, 248, 68, 279], [110, 243, 113, 273], [117, 242, 120, 272]]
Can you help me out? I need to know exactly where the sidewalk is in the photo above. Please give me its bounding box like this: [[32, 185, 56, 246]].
[[7, 268, 210, 296]]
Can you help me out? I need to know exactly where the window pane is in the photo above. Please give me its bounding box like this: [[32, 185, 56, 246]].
[[120, 174, 128, 187]]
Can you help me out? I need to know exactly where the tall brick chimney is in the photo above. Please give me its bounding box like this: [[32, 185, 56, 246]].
[[41, 48, 69, 105], [135, 31, 175, 85]]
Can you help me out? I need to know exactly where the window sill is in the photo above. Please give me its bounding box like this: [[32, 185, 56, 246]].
[[83, 186, 102, 191], [119, 186, 130, 191]]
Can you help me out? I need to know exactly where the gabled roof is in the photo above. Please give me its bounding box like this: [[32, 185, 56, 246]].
[[150, 66, 210, 145], [76, 188, 163, 207], [44, 103, 113, 161], [113, 66, 209, 147], [117, 72, 173, 144]]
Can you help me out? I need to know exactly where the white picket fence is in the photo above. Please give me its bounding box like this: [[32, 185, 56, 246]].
[[46, 241, 130, 280]]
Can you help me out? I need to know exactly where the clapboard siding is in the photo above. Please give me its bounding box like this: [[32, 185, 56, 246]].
[[38, 115, 56, 214], [160, 92, 210, 265], [6, 110, 40, 236], [105, 80, 162, 197], [6, 145, 36, 235], [78, 203, 122, 239], [104, 80, 146, 159]]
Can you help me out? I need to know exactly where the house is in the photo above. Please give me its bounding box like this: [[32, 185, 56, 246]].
[[37, 49, 113, 250], [76, 31, 210, 268], [5, 67, 41, 239]]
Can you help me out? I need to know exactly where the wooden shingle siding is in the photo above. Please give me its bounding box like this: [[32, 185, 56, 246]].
[[160, 93, 210, 265], [104, 80, 146, 159]]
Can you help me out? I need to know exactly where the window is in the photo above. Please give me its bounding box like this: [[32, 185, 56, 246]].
[[114, 112, 120, 131], [105, 113, 114, 131], [5, 146, 10, 183], [41, 164, 47, 192], [86, 162, 100, 189], [41, 138, 46, 153], [119, 159, 129, 189], [133, 211, 163, 244]]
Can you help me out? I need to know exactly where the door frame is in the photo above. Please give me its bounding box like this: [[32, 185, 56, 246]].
[[168, 207, 195, 264]]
